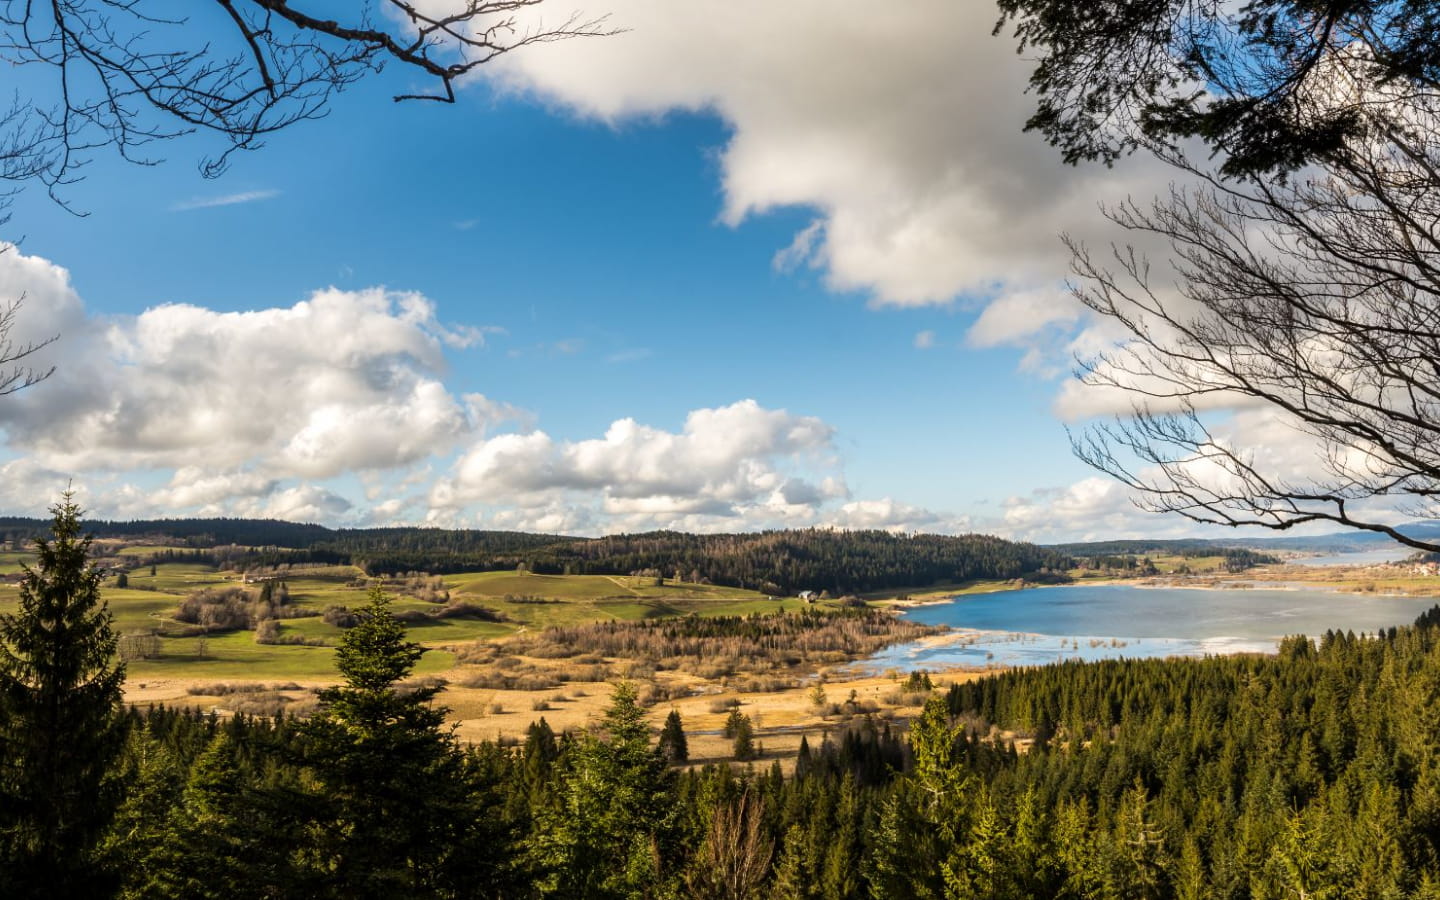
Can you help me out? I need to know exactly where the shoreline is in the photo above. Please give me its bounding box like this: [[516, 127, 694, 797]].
[[880, 571, 1440, 611], [864, 573, 1440, 673]]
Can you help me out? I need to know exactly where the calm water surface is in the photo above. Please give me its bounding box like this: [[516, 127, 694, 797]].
[[1290, 547, 1415, 567], [866, 583, 1437, 670]]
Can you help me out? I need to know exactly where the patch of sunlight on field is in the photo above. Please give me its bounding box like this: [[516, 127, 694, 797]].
[[126, 626, 459, 681], [125, 563, 233, 593], [101, 589, 179, 633]]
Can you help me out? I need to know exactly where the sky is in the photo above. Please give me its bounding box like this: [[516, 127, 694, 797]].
[[0, 0, 1333, 543]]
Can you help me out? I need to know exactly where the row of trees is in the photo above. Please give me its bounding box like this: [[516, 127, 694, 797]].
[[0, 517, 1075, 594]]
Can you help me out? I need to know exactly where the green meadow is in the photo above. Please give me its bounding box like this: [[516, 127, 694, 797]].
[[0, 560, 794, 682]]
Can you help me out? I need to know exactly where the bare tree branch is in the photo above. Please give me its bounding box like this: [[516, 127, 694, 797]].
[[0, 0, 617, 201], [0, 297, 56, 395], [1070, 95, 1440, 552]]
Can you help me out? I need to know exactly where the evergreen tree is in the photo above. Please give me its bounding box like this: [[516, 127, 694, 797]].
[[732, 713, 757, 761], [299, 585, 507, 898], [659, 708, 689, 764], [869, 694, 970, 898], [529, 681, 677, 897], [0, 494, 126, 896]]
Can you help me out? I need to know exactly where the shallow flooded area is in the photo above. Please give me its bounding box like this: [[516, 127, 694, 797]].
[[867, 582, 1439, 670]]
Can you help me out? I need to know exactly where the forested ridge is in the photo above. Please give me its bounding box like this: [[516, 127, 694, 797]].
[[0, 518, 1072, 594]]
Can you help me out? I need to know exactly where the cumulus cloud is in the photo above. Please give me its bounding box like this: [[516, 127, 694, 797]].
[[481, 0, 1172, 313], [0, 247, 512, 520], [433, 399, 843, 529], [0, 250, 947, 533], [999, 477, 1153, 544], [0, 251, 495, 484], [825, 498, 970, 534], [0, 457, 76, 514], [255, 484, 354, 523], [997, 405, 1419, 543], [967, 287, 1082, 349]]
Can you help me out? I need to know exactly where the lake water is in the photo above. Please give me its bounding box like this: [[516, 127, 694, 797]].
[[1290, 547, 1415, 567], [865, 583, 1439, 670]]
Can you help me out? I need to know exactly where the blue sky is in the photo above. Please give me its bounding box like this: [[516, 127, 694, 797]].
[[0, 0, 1270, 542]]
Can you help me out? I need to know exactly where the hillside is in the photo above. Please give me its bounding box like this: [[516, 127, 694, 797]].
[[0, 517, 1071, 595], [1051, 519, 1440, 557]]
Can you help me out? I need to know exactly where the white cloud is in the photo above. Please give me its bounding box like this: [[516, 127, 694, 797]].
[[825, 498, 970, 534], [0, 248, 511, 520], [0, 251, 493, 482], [256, 484, 354, 523], [0, 249, 945, 532], [0, 247, 1099, 538], [434, 399, 841, 528], [0, 457, 76, 513], [481, 0, 1172, 315], [171, 189, 281, 211], [967, 287, 1082, 349], [151, 468, 279, 510], [1000, 477, 1152, 544], [996, 405, 1423, 543], [913, 330, 936, 350]]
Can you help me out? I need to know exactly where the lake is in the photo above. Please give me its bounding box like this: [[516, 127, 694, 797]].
[[865, 583, 1439, 670], [1290, 547, 1415, 567]]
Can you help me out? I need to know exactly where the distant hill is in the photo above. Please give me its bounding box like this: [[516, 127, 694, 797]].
[[1052, 520, 1440, 557], [0, 517, 1071, 596], [0, 516, 340, 548]]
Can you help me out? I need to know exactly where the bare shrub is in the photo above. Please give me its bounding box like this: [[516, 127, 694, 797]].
[[187, 682, 266, 696], [733, 675, 795, 694], [499, 609, 937, 681], [118, 631, 162, 661], [175, 583, 310, 633], [229, 692, 320, 718], [254, 618, 280, 644], [322, 605, 359, 628], [456, 669, 562, 692], [431, 602, 504, 622], [397, 676, 448, 697]]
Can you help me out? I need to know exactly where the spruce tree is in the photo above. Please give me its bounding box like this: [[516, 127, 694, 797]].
[[300, 585, 508, 898], [529, 682, 677, 897], [0, 493, 126, 895], [731, 713, 756, 761], [658, 708, 688, 764]]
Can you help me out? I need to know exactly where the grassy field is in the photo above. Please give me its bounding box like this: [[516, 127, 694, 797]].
[[0, 561, 802, 685], [445, 570, 797, 628], [0, 550, 31, 575]]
